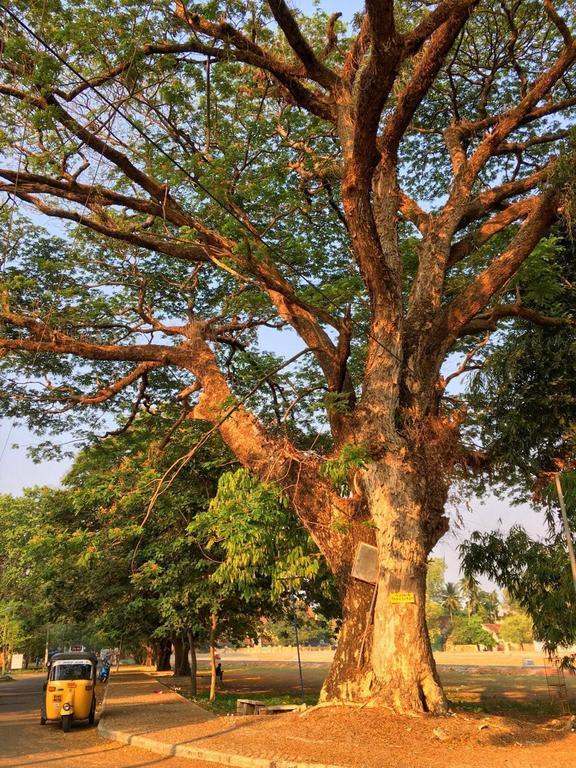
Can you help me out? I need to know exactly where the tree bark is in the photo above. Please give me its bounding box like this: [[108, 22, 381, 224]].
[[320, 458, 448, 713], [173, 636, 182, 675], [173, 634, 191, 676], [155, 638, 172, 672], [188, 631, 197, 697], [143, 643, 155, 667], [209, 613, 217, 702]]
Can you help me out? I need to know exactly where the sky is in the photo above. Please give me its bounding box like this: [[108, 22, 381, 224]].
[[0, 0, 551, 588]]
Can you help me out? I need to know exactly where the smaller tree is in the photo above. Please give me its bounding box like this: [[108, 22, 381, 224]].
[[449, 616, 495, 650], [461, 525, 576, 666], [426, 559, 447, 604], [425, 602, 445, 651], [0, 603, 26, 672], [459, 575, 481, 618], [499, 613, 533, 650], [442, 583, 462, 621], [479, 591, 501, 623]]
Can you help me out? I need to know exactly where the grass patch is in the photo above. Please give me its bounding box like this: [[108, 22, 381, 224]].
[[443, 670, 576, 715], [190, 691, 318, 714]]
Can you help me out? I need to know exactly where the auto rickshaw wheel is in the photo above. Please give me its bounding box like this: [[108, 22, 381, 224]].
[[40, 714, 46, 726], [88, 700, 96, 725], [61, 714, 72, 732]]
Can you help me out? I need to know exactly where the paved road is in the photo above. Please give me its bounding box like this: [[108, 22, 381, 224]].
[[0, 675, 221, 768]]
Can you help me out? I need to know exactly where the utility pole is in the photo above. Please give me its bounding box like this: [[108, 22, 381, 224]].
[[555, 474, 576, 596]]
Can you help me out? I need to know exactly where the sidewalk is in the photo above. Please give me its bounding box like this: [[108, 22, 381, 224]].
[[98, 670, 574, 768], [98, 671, 342, 768]]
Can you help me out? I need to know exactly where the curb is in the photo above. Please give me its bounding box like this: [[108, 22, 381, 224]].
[[97, 721, 344, 768], [96, 676, 345, 768]]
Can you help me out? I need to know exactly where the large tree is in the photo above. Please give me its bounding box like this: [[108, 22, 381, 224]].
[[0, 1, 575, 712]]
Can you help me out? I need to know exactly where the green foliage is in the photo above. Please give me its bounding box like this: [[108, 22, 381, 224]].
[[465, 232, 576, 500], [425, 601, 445, 649], [498, 613, 533, 646], [425, 558, 450, 648], [261, 603, 337, 647], [0, 603, 27, 657], [426, 558, 447, 603], [441, 582, 462, 619], [460, 522, 576, 662], [320, 443, 368, 494], [0, 413, 338, 659], [190, 468, 338, 619], [550, 129, 576, 234], [449, 616, 495, 648]]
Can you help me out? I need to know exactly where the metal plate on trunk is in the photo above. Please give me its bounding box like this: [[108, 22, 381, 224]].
[[351, 542, 379, 584]]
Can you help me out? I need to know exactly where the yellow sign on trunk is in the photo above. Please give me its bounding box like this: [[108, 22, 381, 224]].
[[389, 592, 416, 604]]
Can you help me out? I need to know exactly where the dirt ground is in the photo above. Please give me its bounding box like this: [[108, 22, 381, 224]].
[[159, 660, 575, 767], [166, 658, 576, 713]]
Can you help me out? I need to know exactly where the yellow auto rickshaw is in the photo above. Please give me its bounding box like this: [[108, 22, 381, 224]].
[[41, 652, 97, 731]]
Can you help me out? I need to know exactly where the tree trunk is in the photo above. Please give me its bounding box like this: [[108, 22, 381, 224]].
[[209, 613, 217, 702], [188, 631, 197, 697], [155, 638, 172, 672], [173, 635, 191, 677], [173, 636, 183, 675], [320, 460, 448, 713], [143, 643, 154, 667]]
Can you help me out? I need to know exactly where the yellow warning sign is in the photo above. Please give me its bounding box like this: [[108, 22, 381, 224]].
[[389, 592, 416, 604]]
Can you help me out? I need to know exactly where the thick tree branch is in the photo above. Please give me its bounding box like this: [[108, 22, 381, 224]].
[[399, 191, 430, 233], [433, 191, 559, 346], [173, 2, 335, 120], [266, 0, 338, 89], [494, 130, 570, 156], [380, 9, 474, 161], [448, 197, 537, 267], [66, 362, 162, 405], [0, 320, 191, 367], [459, 302, 576, 336], [459, 93, 576, 137], [544, 0, 573, 46], [2, 188, 209, 262], [342, 14, 369, 82], [403, 0, 478, 57], [457, 164, 551, 230], [0, 169, 189, 226], [349, 6, 401, 179]]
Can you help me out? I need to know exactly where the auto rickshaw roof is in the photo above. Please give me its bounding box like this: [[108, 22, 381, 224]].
[[50, 652, 98, 663]]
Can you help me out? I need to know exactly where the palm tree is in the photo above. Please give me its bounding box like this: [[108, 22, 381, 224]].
[[480, 591, 500, 623], [459, 575, 481, 617], [442, 583, 461, 621]]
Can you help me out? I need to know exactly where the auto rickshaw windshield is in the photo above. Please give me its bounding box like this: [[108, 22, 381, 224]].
[[50, 662, 93, 681]]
